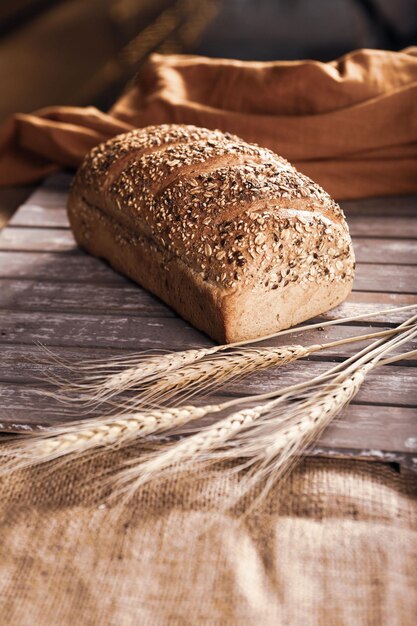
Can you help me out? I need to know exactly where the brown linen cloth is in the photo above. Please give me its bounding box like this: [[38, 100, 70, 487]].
[[0, 47, 416, 199], [0, 455, 416, 626]]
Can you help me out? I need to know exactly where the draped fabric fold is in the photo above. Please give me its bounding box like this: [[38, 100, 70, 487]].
[[0, 47, 416, 199]]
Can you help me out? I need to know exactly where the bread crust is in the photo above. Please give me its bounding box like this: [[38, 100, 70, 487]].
[[68, 124, 355, 343]]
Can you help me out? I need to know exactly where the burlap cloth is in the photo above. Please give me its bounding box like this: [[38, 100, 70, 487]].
[[0, 454, 416, 625], [1, 47, 417, 199]]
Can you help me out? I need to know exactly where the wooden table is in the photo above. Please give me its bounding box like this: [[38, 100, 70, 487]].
[[0, 174, 416, 470]]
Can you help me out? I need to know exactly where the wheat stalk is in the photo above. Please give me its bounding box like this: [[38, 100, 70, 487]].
[[0, 359, 330, 472], [110, 323, 417, 501], [44, 324, 416, 413], [123, 344, 313, 406], [0, 402, 226, 471], [110, 366, 370, 496], [43, 346, 220, 403], [2, 316, 415, 484], [42, 304, 417, 406], [117, 324, 416, 408]]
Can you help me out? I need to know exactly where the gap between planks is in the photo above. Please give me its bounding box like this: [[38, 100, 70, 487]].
[[0, 253, 415, 294], [0, 278, 416, 319], [1, 364, 416, 409], [1, 311, 416, 351], [2, 227, 417, 266]]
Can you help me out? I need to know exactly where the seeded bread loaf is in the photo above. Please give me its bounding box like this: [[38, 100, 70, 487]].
[[67, 124, 355, 343]]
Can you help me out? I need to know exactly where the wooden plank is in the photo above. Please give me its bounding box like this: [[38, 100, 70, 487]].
[[2, 226, 416, 264], [353, 264, 417, 294], [211, 405, 416, 460], [353, 238, 417, 265], [224, 361, 417, 407], [9, 205, 70, 228], [0, 227, 79, 253], [341, 195, 417, 218], [318, 405, 417, 454], [0, 251, 126, 284], [1, 310, 417, 354], [0, 373, 415, 437], [346, 216, 417, 239], [342, 291, 417, 305], [1, 251, 415, 294], [0, 310, 210, 349], [1, 278, 416, 321], [0, 344, 168, 384], [0, 278, 174, 317], [0, 340, 414, 386], [10, 204, 417, 240]]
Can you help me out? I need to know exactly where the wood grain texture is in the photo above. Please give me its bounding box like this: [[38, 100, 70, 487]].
[[0, 184, 36, 229], [2, 311, 417, 356], [8, 182, 417, 230], [1, 251, 416, 293], [1, 278, 416, 320], [1, 384, 416, 457], [0, 174, 416, 471], [3, 226, 416, 264]]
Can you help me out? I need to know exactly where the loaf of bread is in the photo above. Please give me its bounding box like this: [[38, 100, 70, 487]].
[[67, 124, 355, 343]]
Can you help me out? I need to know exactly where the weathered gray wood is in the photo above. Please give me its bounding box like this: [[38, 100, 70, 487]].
[[1, 310, 416, 355], [2, 226, 416, 265], [0, 278, 174, 317], [10, 205, 70, 228], [0, 278, 416, 321], [341, 291, 417, 305], [318, 405, 417, 454], [0, 227, 79, 253], [346, 216, 417, 239], [1, 340, 416, 386], [224, 361, 417, 407], [0, 310, 210, 349], [0, 383, 415, 457], [353, 264, 417, 294], [1, 251, 416, 293], [0, 251, 126, 283], [353, 238, 417, 265], [11, 204, 417, 240], [341, 195, 417, 217]]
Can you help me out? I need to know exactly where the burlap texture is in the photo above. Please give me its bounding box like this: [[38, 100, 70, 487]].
[[0, 455, 416, 626]]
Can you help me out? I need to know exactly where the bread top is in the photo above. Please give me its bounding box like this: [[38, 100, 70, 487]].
[[72, 124, 354, 292]]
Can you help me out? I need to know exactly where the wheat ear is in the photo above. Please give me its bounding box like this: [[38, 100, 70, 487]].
[[0, 402, 228, 472], [121, 345, 313, 407], [110, 365, 370, 497], [41, 304, 417, 404], [3, 323, 415, 473], [43, 346, 221, 404], [42, 322, 415, 414], [115, 325, 413, 408], [110, 324, 416, 499], [0, 354, 336, 472]]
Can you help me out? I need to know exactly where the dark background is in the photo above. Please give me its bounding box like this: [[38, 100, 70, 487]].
[[1, 0, 417, 123]]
